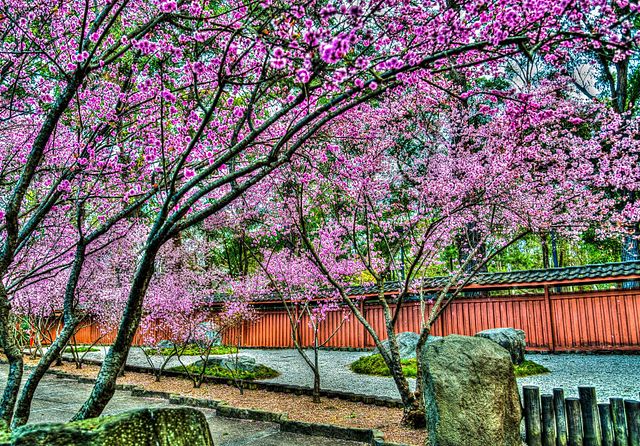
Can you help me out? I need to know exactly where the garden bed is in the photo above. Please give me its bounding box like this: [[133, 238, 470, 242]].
[[350, 354, 549, 378]]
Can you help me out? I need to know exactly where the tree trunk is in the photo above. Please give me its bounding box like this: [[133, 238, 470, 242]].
[[312, 342, 320, 403], [0, 283, 24, 426], [71, 248, 157, 421], [541, 233, 550, 269], [12, 319, 78, 427], [382, 317, 424, 427], [622, 229, 639, 289]]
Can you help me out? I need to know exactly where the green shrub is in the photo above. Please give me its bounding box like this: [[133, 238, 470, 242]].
[[350, 354, 549, 378]]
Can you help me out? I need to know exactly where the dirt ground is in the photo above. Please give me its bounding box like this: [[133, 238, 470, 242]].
[[23, 358, 426, 445]]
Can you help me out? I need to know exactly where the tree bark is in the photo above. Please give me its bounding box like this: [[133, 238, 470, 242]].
[[0, 284, 23, 426], [12, 319, 77, 427], [71, 247, 158, 420]]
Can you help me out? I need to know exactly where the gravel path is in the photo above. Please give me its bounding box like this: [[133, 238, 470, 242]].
[[64, 347, 640, 401], [518, 353, 640, 401]]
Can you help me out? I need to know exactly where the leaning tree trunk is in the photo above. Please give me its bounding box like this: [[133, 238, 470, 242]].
[[72, 249, 157, 420], [0, 283, 24, 426], [12, 241, 87, 426], [12, 319, 78, 427]]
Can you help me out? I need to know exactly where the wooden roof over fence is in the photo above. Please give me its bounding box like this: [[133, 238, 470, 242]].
[[208, 260, 640, 304]]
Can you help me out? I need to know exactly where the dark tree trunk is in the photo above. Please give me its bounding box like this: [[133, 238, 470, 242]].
[[622, 228, 639, 289], [12, 320, 78, 427], [312, 343, 320, 403], [541, 234, 550, 269], [71, 248, 158, 420], [0, 283, 24, 426]]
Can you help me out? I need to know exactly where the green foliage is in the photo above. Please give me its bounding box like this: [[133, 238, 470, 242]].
[[145, 344, 237, 356], [172, 363, 279, 380], [513, 360, 550, 377], [350, 354, 549, 378]]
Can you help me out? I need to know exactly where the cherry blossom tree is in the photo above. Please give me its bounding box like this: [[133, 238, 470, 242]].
[[1, 0, 636, 428], [234, 80, 617, 427], [244, 247, 353, 403]]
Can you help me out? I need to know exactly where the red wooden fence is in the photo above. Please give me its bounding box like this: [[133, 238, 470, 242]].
[[70, 288, 640, 352]]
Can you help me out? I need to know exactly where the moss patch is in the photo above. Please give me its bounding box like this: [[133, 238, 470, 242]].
[[64, 346, 100, 353], [350, 354, 418, 378], [145, 344, 238, 356], [171, 363, 279, 380], [350, 354, 549, 378], [513, 359, 550, 377]]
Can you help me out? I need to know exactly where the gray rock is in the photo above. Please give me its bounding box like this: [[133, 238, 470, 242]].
[[8, 407, 214, 446], [376, 331, 442, 359], [156, 340, 174, 350], [194, 354, 256, 372], [475, 328, 526, 365], [421, 334, 522, 446], [376, 332, 442, 359], [195, 322, 222, 346]]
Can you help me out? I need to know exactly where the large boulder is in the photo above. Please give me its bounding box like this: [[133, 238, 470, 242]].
[[421, 334, 522, 446], [194, 354, 256, 372], [376, 332, 442, 359], [7, 408, 214, 446], [474, 328, 526, 365]]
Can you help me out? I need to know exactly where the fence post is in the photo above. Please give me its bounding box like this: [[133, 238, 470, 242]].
[[542, 394, 557, 446], [566, 397, 584, 446], [626, 400, 640, 446], [579, 387, 602, 446], [610, 398, 628, 446], [524, 386, 543, 446], [555, 388, 569, 446], [597, 403, 614, 446]]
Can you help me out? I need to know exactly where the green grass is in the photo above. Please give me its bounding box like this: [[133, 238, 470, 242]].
[[513, 359, 550, 377], [350, 354, 549, 378], [171, 363, 279, 380], [64, 346, 100, 353], [144, 344, 238, 356]]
